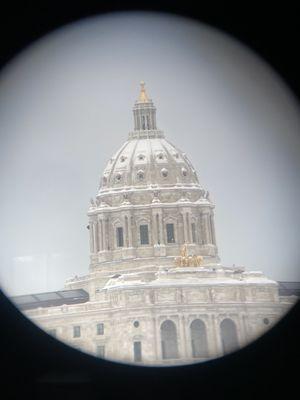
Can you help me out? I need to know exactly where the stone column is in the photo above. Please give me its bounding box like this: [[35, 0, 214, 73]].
[[152, 316, 159, 362], [102, 217, 107, 251], [154, 210, 166, 256], [187, 212, 193, 244], [156, 213, 160, 244], [210, 212, 216, 245], [152, 212, 158, 245], [179, 315, 188, 359], [181, 211, 188, 243], [241, 313, 250, 346], [207, 213, 212, 244], [127, 213, 133, 247], [211, 314, 222, 358], [201, 212, 210, 244], [158, 211, 164, 245], [89, 221, 94, 253], [93, 221, 98, 253], [98, 217, 102, 251], [123, 214, 128, 247]]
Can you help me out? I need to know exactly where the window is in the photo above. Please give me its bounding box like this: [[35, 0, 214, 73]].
[[191, 223, 197, 243], [140, 224, 149, 245], [142, 116, 146, 130], [146, 115, 150, 129], [133, 321, 140, 328], [161, 168, 168, 177], [181, 167, 188, 176], [48, 329, 56, 338], [73, 325, 81, 338], [116, 227, 124, 247], [160, 320, 178, 359], [97, 323, 104, 335], [134, 341, 142, 362], [166, 223, 175, 243], [220, 318, 239, 354], [97, 345, 105, 358], [190, 319, 208, 358], [115, 173, 122, 182], [137, 170, 144, 180]]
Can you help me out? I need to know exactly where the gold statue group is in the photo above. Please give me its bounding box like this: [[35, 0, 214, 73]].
[[174, 244, 204, 267]]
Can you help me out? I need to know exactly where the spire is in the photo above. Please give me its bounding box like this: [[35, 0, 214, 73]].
[[138, 81, 149, 103]]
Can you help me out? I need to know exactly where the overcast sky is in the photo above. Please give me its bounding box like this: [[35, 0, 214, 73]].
[[0, 12, 300, 296]]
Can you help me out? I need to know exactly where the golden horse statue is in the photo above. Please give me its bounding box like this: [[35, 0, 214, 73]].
[[174, 244, 203, 267]]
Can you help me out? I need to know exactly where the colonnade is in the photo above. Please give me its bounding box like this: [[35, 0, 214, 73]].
[[89, 207, 217, 254]]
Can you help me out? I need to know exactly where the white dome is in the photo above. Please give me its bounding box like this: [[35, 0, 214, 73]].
[[99, 136, 200, 193], [98, 82, 200, 195]]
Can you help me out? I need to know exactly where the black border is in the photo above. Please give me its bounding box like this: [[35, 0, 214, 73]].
[[0, 2, 299, 399]]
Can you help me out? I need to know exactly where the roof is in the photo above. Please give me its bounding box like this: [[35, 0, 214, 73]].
[[11, 289, 89, 311], [278, 281, 300, 297]]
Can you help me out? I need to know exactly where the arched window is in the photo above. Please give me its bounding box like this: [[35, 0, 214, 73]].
[[220, 318, 239, 354], [190, 319, 208, 358], [160, 320, 179, 359]]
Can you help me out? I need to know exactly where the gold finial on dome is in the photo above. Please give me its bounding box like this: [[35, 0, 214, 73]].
[[138, 80, 149, 102]]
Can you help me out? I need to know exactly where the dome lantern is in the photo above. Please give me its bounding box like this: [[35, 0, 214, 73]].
[[133, 81, 157, 131]]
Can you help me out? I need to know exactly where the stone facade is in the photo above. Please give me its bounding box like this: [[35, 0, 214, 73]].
[[24, 82, 296, 366]]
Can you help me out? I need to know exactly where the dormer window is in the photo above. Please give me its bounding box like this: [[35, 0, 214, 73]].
[[137, 154, 145, 161], [157, 152, 164, 160], [115, 173, 122, 182], [102, 176, 107, 185], [137, 170, 144, 180], [181, 167, 188, 177], [120, 156, 126, 163], [161, 168, 168, 178]]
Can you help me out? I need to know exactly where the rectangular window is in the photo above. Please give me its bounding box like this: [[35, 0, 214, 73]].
[[140, 224, 149, 245], [97, 345, 105, 358], [166, 223, 175, 243], [97, 323, 104, 335], [134, 341, 142, 362], [191, 223, 197, 243], [116, 227, 124, 247], [73, 325, 81, 338]]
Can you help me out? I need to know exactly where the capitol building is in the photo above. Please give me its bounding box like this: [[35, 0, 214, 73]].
[[13, 82, 298, 366]]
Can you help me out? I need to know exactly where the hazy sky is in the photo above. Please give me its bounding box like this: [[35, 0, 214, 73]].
[[0, 12, 300, 296]]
